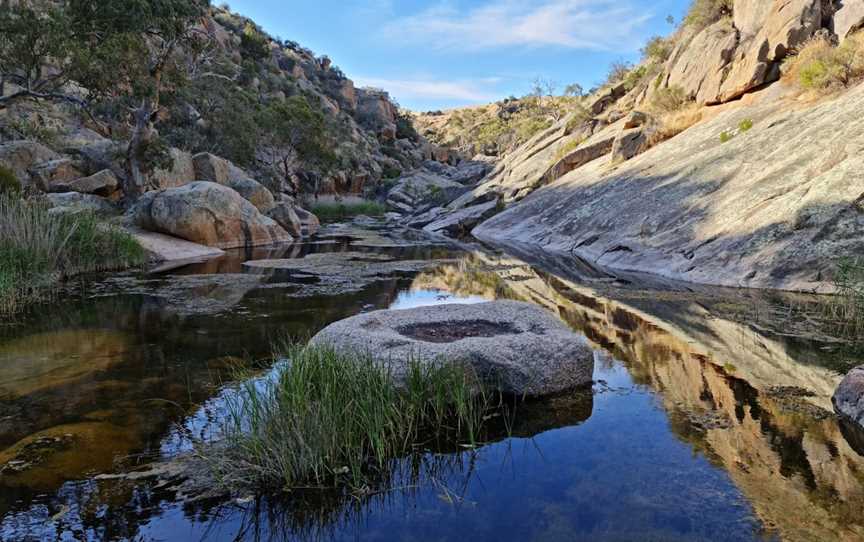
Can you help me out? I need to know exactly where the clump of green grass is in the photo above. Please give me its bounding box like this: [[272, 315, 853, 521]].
[[197, 341, 499, 492], [0, 165, 21, 195], [309, 200, 387, 222], [719, 130, 734, 143], [0, 195, 146, 315], [738, 118, 753, 133]]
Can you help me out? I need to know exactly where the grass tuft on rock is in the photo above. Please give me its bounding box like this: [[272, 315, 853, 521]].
[[784, 33, 864, 93], [0, 195, 146, 315], [309, 200, 388, 222], [197, 341, 498, 492]]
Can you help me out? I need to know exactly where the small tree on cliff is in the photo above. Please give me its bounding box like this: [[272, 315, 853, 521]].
[[0, 5, 84, 109], [0, 1, 211, 200], [255, 95, 335, 195], [67, 0, 211, 199]]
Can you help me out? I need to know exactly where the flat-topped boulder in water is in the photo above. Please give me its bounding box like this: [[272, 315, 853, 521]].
[[311, 300, 595, 397]]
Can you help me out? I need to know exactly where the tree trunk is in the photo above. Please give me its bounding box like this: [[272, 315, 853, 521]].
[[125, 101, 155, 201]]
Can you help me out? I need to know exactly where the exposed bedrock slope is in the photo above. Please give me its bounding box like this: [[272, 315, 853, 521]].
[[474, 83, 864, 292]]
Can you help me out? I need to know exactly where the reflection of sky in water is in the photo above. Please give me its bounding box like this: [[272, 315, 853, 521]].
[[135, 358, 767, 542], [6, 240, 857, 541], [388, 289, 488, 310]]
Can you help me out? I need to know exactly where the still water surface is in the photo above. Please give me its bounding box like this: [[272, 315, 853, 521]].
[[1, 225, 862, 541]]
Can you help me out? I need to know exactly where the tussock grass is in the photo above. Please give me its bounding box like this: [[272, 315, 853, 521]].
[[648, 103, 704, 147], [0, 195, 145, 315], [685, 0, 733, 29], [198, 341, 500, 493], [309, 200, 387, 222], [783, 33, 864, 93]]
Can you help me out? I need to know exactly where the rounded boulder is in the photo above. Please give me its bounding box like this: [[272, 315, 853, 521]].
[[311, 300, 595, 397]]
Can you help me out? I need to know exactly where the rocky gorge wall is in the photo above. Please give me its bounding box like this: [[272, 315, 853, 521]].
[[412, 1, 864, 292], [472, 81, 864, 292]]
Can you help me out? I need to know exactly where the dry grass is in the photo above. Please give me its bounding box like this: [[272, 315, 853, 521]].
[[648, 103, 704, 147], [783, 32, 864, 93]]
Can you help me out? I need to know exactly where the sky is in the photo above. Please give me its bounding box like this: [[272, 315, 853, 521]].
[[226, 0, 693, 111]]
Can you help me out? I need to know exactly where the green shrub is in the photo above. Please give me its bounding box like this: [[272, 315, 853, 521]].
[[240, 22, 271, 60], [719, 130, 733, 143], [395, 111, 419, 141], [0, 165, 21, 195], [738, 118, 753, 132], [623, 65, 649, 91], [382, 165, 402, 180], [196, 341, 497, 491], [0, 196, 145, 315], [642, 36, 673, 63], [784, 33, 864, 92]]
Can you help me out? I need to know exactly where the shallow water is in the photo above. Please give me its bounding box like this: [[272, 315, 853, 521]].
[[1, 224, 863, 541]]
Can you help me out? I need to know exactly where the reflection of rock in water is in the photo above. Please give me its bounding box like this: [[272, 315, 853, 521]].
[[415, 251, 864, 541], [0, 329, 132, 399]]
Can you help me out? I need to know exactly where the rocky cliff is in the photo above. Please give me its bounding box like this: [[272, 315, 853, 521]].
[[407, 0, 864, 292]]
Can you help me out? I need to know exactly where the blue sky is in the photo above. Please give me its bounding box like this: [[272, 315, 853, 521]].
[[226, 0, 692, 111]]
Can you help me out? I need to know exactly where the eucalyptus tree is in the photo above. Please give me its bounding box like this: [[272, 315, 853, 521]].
[[0, 0, 212, 199]]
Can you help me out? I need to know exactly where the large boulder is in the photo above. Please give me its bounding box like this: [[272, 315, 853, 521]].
[[834, 0, 864, 40], [386, 170, 465, 213], [267, 202, 302, 238], [833, 366, 864, 427], [310, 301, 595, 397], [150, 148, 196, 190], [664, 20, 739, 104], [719, 0, 823, 102], [294, 206, 320, 236], [422, 200, 500, 237], [29, 159, 84, 192], [130, 181, 291, 249], [192, 153, 275, 212], [662, 0, 822, 105]]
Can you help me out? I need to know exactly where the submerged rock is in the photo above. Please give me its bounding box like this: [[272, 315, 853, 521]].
[[310, 300, 595, 397]]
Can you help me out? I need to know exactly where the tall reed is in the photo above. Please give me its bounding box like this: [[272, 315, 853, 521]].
[[197, 341, 496, 492], [0, 195, 145, 314]]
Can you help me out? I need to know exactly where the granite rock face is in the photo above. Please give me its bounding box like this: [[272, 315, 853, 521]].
[[474, 83, 864, 292], [310, 301, 595, 397], [834, 366, 864, 427], [130, 181, 290, 249]]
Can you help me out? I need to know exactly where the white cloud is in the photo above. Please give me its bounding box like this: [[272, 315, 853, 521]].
[[353, 77, 499, 103], [380, 0, 653, 52]]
